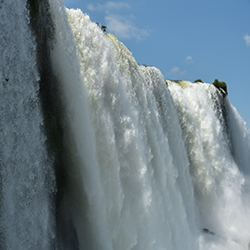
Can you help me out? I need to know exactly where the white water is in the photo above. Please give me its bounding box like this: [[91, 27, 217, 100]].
[[0, 1, 56, 249], [48, 1, 250, 249], [1, 0, 250, 249]]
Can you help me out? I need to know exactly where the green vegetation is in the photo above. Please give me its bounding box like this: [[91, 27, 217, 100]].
[[212, 79, 228, 96], [96, 22, 107, 32], [165, 80, 188, 89], [176, 80, 188, 89], [194, 79, 203, 83], [101, 25, 107, 32]]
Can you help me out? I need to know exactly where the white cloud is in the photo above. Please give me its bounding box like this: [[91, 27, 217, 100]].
[[87, 3, 97, 11], [105, 2, 130, 10], [185, 55, 193, 63], [87, 2, 130, 12], [87, 2, 149, 41], [167, 66, 185, 76], [244, 34, 250, 46], [170, 66, 180, 74], [105, 15, 149, 41]]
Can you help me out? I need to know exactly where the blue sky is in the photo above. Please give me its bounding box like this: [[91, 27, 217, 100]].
[[63, 0, 250, 127]]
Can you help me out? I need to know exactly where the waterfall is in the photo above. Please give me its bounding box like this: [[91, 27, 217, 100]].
[[0, 0, 250, 249], [0, 0, 56, 249], [168, 81, 250, 249]]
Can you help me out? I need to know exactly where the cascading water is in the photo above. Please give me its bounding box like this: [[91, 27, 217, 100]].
[[1, 0, 250, 249], [0, 0, 56, 249], [168, 81, 250, 249]]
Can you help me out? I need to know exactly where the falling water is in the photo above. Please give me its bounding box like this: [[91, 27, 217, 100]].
[[0, 0, 250, 249], [168, 81, 250, 249], [0, 0, 56, 249]]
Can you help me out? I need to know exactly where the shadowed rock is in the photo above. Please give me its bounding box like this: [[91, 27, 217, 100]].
[[203, 228, 215, 235]]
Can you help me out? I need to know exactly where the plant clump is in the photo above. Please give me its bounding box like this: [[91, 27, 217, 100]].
[[194, 79, 203, 83], [212, 79, 228, 96], [96, 22, 107, 32]]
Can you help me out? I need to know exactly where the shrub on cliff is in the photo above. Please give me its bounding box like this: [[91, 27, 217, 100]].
[[194, 79, 203, 83], [212, 79, 228, 96]]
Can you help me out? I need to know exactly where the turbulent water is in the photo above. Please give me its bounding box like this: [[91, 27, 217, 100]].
[[1, 0, 250, 249]]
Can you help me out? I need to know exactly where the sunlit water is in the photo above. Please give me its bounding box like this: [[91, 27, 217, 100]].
[[1, 0, 250, 249]]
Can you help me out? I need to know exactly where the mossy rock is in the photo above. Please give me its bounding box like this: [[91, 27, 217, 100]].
[[177, 80, 188, 89], [194, 79, 203, 83], [212, 79, 228, 96], [165, 80, 188, 89]]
